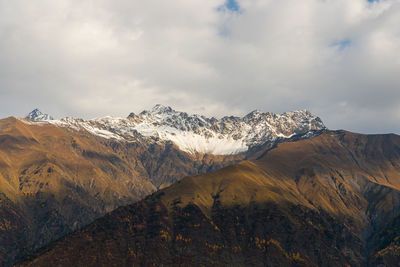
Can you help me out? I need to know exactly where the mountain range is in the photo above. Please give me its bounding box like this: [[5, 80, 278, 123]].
[[1, 106, 400, 266], [18, 130, 400, 266], [24, 104, 325, 155], [0, 106, 325, 266]]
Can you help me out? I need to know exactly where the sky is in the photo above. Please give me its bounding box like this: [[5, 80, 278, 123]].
[[0, 0, 399, 133]]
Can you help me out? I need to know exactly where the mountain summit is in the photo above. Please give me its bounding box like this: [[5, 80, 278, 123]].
[[127, 105, 325, 154], [23, 105, 325, 155], [25, 108, 54, 121]]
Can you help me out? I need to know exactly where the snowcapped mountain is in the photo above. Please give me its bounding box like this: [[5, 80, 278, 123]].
[[25, 108, 54, 121], [22, 105, 326, 155]]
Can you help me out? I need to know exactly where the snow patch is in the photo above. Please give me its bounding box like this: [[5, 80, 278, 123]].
[[19, 105, 326, 155]]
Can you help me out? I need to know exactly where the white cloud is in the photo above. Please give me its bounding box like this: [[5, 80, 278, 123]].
[[0, 0, 399, 133]]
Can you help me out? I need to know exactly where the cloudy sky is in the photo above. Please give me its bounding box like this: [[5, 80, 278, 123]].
[[0, 0, 399, 133]]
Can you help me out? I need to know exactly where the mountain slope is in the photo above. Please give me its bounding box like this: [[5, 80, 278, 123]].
[[0, 117, 239, 266], [0, 106, 325, 266], [27, 104, 325, 155], [21, 131, 400, 266]]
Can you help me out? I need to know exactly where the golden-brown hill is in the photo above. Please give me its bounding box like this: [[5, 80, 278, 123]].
[[0, 117, 241, 266], [20, 130, 400, 266]]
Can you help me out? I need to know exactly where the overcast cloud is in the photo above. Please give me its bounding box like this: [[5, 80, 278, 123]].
[[0, 0, 399, 133]]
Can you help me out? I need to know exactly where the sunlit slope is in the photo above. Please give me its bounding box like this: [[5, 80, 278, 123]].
[[0, 117, 155, 204], [0, 117, 154, 265], [256, 131, 400, 225], [160, 161, 314, 216], [0, 117, 241, 266], [21, 130, 400, 266], [161, 130, 400, 226]]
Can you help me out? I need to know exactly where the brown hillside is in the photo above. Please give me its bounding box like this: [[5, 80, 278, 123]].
[[20, 130, 400, 266], [0, 117, 242, 266]]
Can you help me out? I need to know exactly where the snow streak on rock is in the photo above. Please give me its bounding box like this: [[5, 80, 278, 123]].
[[25, 108, 54, 121], [22, 105, 326, 155]]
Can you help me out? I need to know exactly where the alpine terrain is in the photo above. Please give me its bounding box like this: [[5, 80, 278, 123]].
[[0, 105, 325, 266], [20, 130, 400, 266]]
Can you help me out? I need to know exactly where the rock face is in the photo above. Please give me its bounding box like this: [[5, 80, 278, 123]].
[[0, 106, 325, 266], [27, 104, 326, 155], [25, 109, 54, 121], [20, 131, 400, 266]]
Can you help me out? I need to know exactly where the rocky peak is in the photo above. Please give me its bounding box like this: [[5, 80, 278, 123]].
[[120, 107, 326, 154], [25, 108, 54, 121], [141, 104, 173, 115], [244, 109, 261, 118], [23, 106, 326, 155]]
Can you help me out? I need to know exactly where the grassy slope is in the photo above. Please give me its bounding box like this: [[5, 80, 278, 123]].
[[0, 117, 241, 266], [20, 130, 400, 266]]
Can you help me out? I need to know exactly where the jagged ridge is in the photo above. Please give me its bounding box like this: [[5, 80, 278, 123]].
[[22, 105, 326, 155]]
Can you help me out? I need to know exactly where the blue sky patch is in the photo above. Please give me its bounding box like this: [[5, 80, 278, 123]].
[[331, 39, 352, 50], [218, 0, 241, 13], [226, 0, 240, 12]]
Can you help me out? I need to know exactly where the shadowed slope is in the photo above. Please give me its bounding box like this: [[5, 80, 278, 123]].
[[255, 131, 400, 233], [0, 117, 241, 266], [20, 131, 400, 266]]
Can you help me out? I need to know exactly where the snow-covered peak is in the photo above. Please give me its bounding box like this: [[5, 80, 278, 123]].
[[137, 104, 175, 116], [21, 106, 326, 155], [126, 107, 325, 154], [133, 105, 209, 133], [25, 109, 54, 121], [149, 104, 174, 114]]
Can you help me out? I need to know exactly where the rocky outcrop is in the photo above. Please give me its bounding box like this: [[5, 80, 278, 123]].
[[25, 109, 54, 121], [24, 104, 326, 155]]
